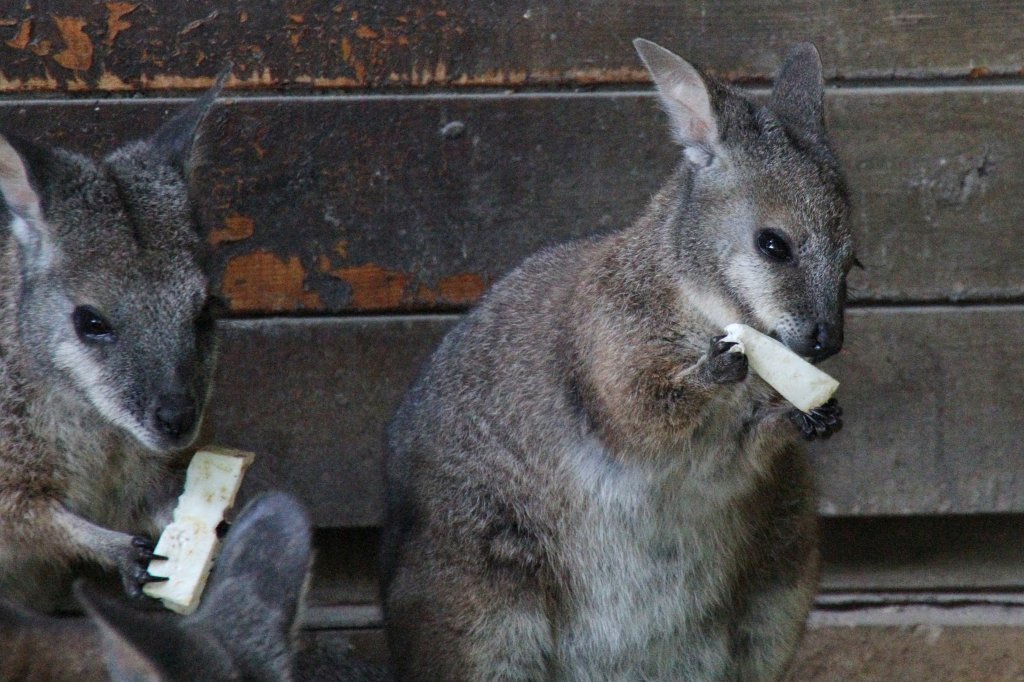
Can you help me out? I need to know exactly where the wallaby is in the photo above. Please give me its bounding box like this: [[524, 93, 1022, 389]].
[[0, 492, 388, 682], [0, 79, 224, 611], [382, 39, 853, 681]]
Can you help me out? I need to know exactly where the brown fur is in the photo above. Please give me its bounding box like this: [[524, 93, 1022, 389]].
[[383, 40, 853, 680]]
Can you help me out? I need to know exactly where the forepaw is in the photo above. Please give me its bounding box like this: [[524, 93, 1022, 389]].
[[116, 536, 168, 599], [704, 334, 748, 384], [789, 398, 843, 441]]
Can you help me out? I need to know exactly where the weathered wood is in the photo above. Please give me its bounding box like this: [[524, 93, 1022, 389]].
[[1, 2, 1022, 93], [207, 306, 1024, 525], [3, 87, 1023, 312]]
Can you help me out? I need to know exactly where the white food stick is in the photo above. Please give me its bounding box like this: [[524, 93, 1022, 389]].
[[143, 447, 254, 615], [721, 323, 839, 413]]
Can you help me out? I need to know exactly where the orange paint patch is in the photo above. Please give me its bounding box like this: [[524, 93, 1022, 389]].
[[222, 251, 322, 312], [105, 2, 137, 45], [209, 215, 255, 245], [52, 15, 93, 71], [5, 20, 31, 50], [435, 272, 487, 305], [324, 262, 412, 310], [355, 25, 379, 39]]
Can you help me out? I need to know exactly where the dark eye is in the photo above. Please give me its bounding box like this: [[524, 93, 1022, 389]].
[[72, 306, 116, 343], [755, 229, 794, 263]]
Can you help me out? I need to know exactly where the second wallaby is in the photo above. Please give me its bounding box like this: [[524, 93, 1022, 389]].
[[0, 81, 223, 610], [383, 39, 853, 680]]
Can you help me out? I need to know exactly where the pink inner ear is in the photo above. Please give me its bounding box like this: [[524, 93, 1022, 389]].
[[0, 150, 38, 217]]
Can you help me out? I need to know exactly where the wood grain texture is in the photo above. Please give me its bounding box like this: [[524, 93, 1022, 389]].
[[1, 2, 1022, 92], [2, 86, 1023, 312], [208, 307, 1024, 525]]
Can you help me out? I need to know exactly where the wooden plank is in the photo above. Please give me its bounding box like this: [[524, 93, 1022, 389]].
[[207, 306, 1024, 524], [3, 87, 1024, 311], [1, 2, 1023, 93]]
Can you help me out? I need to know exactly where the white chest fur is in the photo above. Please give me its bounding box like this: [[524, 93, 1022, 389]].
[[556, 430, 761, 680]]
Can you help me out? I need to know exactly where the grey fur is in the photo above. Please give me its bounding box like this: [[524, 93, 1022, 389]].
[[382, 39, 854, 681], [0, 492, 387, 681], [0, 82, 223, 610]]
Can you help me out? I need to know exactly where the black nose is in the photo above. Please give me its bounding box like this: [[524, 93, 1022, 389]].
[[155, 394, 197, 439], [808, 322, 842, 362]]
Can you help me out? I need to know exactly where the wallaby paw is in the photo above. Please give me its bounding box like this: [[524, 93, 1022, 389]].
[[704, 334, 748, 384], [790, 398, 843, 441], [116, 536, 168, 599]]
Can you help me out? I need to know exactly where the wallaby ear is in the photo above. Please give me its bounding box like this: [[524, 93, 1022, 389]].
[[0, 133, 57, 271], [768, 43, 825, 139], [634, 38, 719, 165], [149, 65, 230, 177], [190, 492, 312, 679], [75, 581, 236, 682]]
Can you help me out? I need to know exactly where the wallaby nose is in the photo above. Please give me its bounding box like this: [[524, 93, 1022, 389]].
[[808, 322, 842, 362], [154, 394, 197, 440]]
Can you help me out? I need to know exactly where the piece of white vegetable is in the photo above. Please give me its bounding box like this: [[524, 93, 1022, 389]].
[[142, 447, 254, 615], [721, 323, 839, 413]]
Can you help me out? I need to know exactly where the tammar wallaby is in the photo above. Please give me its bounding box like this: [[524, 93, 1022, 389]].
[[382, 39, 854, 681], [0, 491, 388, 682], [0, 79, 224, 611]]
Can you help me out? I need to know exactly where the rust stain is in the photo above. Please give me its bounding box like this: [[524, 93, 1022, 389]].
[[209, 215, 255, 245], [435, 273, 487, 305], [51, 15, 93, 71], [355, 25, 379, 39], [105, 3, 138, 46], [323, 262, 411, 310], [288, 13, 305, 23], [319, 254, 486, 310], [5, 20, 31, 50], [968, 66, 991, 79], [0, 74, 59, 91], [96, 70, 132, 90], [239, 10, 248, 23], [221, 251, 322, 312], [340, 36, 352, 61]]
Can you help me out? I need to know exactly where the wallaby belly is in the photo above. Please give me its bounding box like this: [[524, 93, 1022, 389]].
[[552, 425, 783, 680]]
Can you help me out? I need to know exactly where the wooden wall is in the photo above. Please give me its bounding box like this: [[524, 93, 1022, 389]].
[[3, 3, 1024, 672]]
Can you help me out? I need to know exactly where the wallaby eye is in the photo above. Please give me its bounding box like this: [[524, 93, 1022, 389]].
[[72, 306, 116, 343], [755, 229, 794, 263]]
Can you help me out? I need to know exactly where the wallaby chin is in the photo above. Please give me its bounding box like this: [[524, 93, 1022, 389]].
[[0, 78, 223, 611], [384, 39, 851, 680]]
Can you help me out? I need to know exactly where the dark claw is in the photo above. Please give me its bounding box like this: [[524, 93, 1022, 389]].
[[138, 573, 169, 585], [789, 399, 843, 441], [215, 520, 231, 539], [706, 334, 747, 384]]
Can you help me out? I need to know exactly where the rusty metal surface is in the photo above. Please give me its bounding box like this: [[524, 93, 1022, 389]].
[[2, 88, 1024, 314], [208, 307, 1024, 525], [1, 2, 1024, 93]]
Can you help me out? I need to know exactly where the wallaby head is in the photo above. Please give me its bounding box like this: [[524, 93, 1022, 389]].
[[76, 492, 313, 681], [634, 39, 853, 360], [0, 77, 227, 453]]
